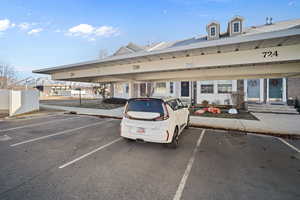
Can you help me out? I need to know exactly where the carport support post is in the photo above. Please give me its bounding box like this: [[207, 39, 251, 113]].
[[79, 89, 81, 106], [128, 81, 135, 98]]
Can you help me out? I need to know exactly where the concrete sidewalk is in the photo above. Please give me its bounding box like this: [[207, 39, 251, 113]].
[[41, 104, 124, 118], [190, 113, 300, 138], [41, 104, 300, 138]]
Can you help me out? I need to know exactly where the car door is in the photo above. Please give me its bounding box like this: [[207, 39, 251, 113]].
[[167, 100, 181, 128]]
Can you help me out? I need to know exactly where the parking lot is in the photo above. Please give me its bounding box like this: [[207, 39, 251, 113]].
[[0, 114, 299, 200]]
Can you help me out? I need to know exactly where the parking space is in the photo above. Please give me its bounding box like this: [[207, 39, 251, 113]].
[[0, 114, 299, 200]]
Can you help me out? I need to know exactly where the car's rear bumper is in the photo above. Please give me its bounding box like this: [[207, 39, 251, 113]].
[[121, 133, 170, 144], [121, 118, 171, 143]]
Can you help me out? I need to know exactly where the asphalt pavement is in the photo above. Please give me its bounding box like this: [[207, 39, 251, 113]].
[[0, 114, 299, 200]]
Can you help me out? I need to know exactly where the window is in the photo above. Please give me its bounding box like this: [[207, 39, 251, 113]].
[[201, 84, 214, 94], [115, 83, 123, 94], [176, 99, 184, 108], [210, 26, 216, 36], [233, 22, 240, 33], [170, 82, 174, 94], [181, 81, 190, 97], [125, 84, 129, 94], [167, 99, 178, 110], [155, 82, 167, 94], [127, 99, 164, 114], [217, 81, 232, 94]]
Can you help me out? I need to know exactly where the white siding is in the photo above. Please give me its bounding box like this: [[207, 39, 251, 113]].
[[152, 81, 175, 97], [114, 83, 129, 98], [197, 80, 237, 105]]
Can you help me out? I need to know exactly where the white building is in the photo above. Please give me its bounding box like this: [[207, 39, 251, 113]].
[[111, 16, 296, 105], [34, 16, 300, 107]]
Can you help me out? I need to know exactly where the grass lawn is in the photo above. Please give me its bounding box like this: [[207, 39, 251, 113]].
[[190, 108, 258, 120], [40, 99, 124, 110]]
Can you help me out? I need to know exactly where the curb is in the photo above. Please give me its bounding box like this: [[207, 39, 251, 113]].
[[71, 113, 300, 140], [45, 106, 300, 140], [190, 123, 300, 140]]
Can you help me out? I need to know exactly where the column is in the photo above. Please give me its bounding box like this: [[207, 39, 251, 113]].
[[128, 81, 134, 98]]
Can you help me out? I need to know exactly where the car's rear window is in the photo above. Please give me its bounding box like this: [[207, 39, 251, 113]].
[[126, 99, 164, 114]]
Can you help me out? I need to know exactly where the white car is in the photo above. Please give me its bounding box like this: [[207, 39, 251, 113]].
[[121, 97, 190, 148]]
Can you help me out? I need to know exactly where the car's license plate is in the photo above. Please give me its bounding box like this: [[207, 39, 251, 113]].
[[136, 127, 145, 134]]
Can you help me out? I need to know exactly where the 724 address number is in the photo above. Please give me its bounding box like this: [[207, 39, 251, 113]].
[[262, 50, 278, 58]]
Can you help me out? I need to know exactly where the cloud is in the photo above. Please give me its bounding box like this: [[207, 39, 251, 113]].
[[27, 28, 43, 35], [68, 24, 95, 36], [95, 26, 119, 37], [66, 24, 119, 40], [0, 19, 13, 31], [88, 37, 96, 42], [18, 22, 39, 32], [288, 1, 296, 6], [18, 22, 31, 30]]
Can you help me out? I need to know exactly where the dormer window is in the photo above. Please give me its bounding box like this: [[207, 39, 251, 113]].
[[210, 26, 216, 36], [206, 21, 220, 40], [233, 22, 240, 33], [228, 16, 244, 36]]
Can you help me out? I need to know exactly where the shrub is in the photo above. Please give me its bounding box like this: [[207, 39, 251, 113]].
[[201, 100, 209, 107]]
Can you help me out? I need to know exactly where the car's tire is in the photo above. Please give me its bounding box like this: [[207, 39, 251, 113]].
[[123, 137, 134, 142], [168, 127, 179, 149], [185, 115, 190, 129]]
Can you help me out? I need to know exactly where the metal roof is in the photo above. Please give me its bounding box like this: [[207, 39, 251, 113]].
[[34, 18, 300, 74]]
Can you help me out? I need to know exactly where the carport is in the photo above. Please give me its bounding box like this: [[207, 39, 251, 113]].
[[33, 28, 300, 99]]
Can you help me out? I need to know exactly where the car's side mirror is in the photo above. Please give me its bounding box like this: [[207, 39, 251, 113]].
[[182, 102, 189, 108]]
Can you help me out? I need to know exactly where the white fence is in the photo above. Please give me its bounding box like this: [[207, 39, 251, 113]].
[[0, 89, 10, 110], [0, 89, 39, 116]]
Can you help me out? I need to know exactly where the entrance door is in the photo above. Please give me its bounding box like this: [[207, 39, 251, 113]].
[[146, 83, 152, 97], [181, 81, 190, 97], [133, 83, 139, 98], [247, 79, 260, 102], [269, 78, 283, 102]]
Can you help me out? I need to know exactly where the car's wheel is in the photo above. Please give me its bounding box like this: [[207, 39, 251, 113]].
[[168, 127, 179, 149], [123, 137, 134, 142], [185, 115, 190, 129]]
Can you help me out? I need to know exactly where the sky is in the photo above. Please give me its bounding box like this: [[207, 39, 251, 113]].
[[0, 0, 300, 78]]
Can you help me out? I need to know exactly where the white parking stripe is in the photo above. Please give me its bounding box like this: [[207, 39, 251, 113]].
[[278, 138, 300, 153], [5, 113, 64, 122], [59, 137, 122, 169], [1, 116, 81, 133], [10, 119, 113, 147], [173, 129, 205, 200]]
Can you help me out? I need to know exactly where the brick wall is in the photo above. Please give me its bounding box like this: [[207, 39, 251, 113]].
[[287, 77, 300, 100]]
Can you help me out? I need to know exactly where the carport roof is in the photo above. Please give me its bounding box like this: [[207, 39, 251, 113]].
[[33, 19, 300, 74]]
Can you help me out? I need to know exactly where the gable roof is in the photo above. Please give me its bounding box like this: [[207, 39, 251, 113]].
[[34, 18, 300, 74], [111, 18, 300, 56], [113, 42, 145, 56]]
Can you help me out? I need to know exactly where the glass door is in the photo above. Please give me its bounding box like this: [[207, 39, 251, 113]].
[[247, 79, 260, 102], [269, 78, 283, 102]]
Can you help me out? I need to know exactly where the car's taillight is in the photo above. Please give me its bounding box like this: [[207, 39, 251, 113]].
[[154, 103, 169, 121]]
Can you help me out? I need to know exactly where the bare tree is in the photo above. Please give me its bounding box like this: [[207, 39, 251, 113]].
[[93, 83, 110, 99], [0, 63, 17, 89]]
